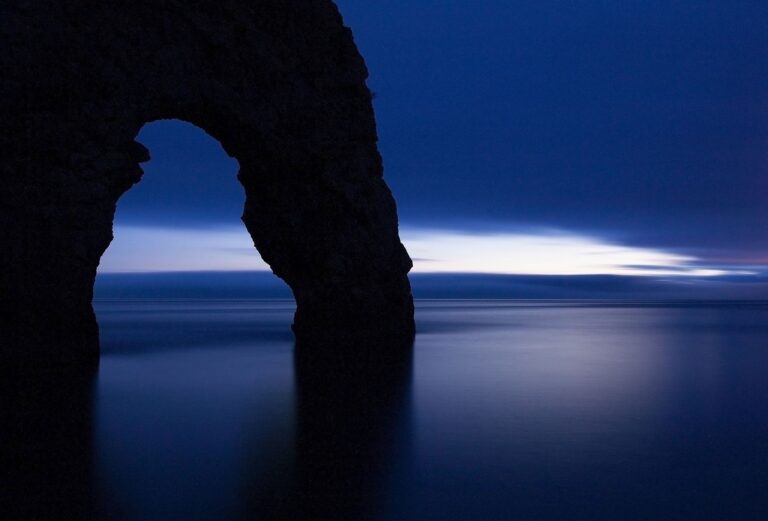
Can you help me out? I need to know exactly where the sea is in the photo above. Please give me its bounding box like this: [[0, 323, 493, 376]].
[[3, 299, 768, 520]]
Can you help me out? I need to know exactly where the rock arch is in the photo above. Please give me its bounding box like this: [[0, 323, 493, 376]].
[[0, 1, 414, 364]]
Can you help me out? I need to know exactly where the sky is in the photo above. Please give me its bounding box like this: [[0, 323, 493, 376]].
[[99, 1, 768, 295]]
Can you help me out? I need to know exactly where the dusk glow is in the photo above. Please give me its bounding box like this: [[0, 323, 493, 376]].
[[403, 229, 736, 277], [99, 225, 744, 278]]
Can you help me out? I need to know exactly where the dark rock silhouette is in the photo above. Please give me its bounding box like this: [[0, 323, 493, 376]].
[[287, 345, 413, 520], [0, 365, 97, 520], [0, 340, 413, 520], [243, 341, 414, 520], [0, 1, 414, 363]]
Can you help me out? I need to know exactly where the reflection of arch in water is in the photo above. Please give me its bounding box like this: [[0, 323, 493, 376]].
[[0, 339, 414, 520], [0, 1, 414, 363], [0, 366, 97, 520], [244, 342, 415, 520]]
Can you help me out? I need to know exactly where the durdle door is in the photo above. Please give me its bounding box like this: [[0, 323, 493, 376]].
[[0, 1, 415, 364]]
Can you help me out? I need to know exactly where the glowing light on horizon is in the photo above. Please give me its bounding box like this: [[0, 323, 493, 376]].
[[402, 228, 734, 277], [99, 226, 269, 273], [98, 225, 746, 277]]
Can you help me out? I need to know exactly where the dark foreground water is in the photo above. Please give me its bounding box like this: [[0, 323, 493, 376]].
[[3, 300, 768, 520]]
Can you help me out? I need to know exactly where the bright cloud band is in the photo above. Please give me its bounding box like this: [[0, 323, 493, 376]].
[[99, 225, 741, 277], [403, 228, 730, 277]]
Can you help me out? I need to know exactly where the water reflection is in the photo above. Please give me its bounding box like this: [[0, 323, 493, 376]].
[[406, 301, 768, 520], [90, 299, 415, 520], [3, 301, 768, 520], [0, 365, 97, 521], [0, 341, 413, 521], [244, 344, 413, 520]]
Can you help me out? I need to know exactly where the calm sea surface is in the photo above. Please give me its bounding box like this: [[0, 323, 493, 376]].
[[4, 300, 768, 520]]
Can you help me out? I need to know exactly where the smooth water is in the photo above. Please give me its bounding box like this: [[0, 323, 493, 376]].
[[3, 300, 768, 520]]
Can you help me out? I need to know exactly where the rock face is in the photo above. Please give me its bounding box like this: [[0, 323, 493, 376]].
[[0, 1, 415, 364]]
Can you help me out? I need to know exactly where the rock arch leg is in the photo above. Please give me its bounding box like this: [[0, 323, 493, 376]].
[[238, 141, 414, 349], [0, 125, 147, 364]]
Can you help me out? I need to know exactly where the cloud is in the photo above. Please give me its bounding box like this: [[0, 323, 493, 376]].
[[98, 226, 268, 273], [401, 227, 747, 277], [99, 224, 751, 278]]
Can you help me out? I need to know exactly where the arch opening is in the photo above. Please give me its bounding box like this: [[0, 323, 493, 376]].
[[96, 119, 292, 302], [102, 120, 261, 273]]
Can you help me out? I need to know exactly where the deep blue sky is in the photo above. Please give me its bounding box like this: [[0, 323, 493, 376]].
[[104, 1, 768, 283], [338, 0, 768, 262]]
